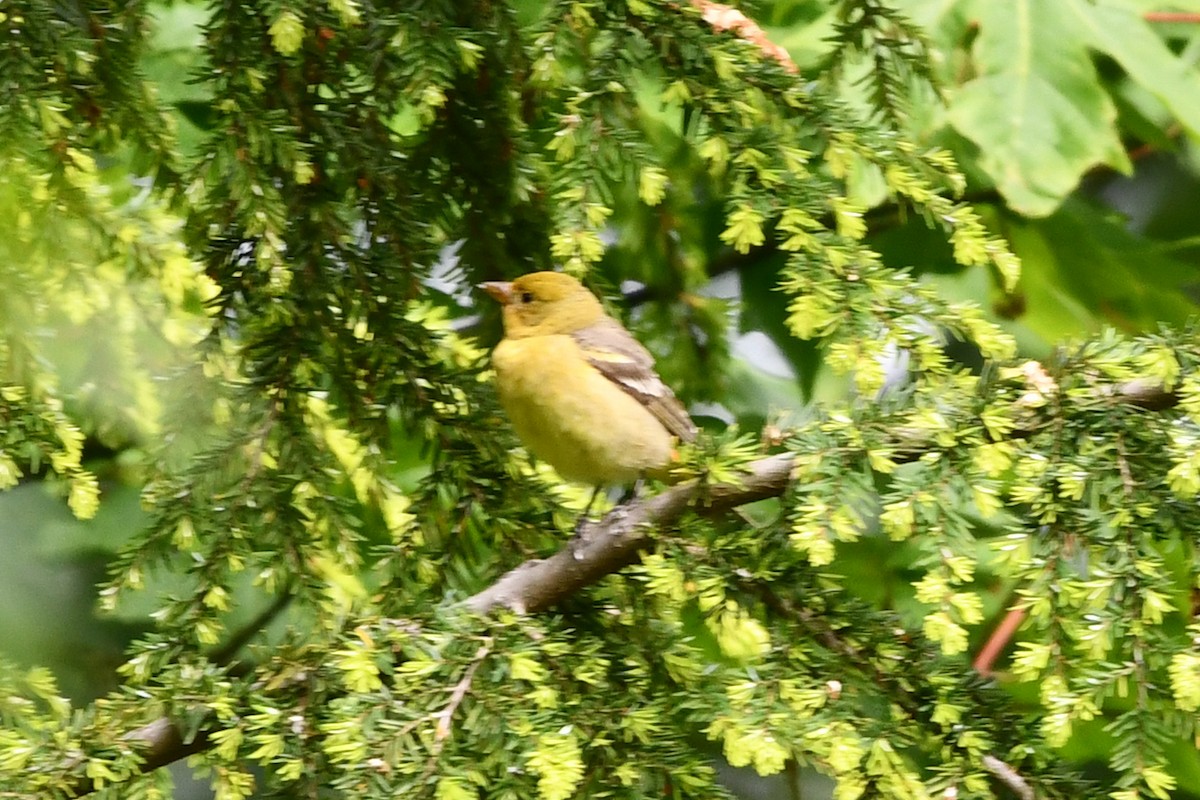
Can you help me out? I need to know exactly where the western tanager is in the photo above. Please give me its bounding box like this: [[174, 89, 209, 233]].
[[480, 272, 696, 486]]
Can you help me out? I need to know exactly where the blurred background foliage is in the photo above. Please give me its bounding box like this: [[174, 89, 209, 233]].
[[2, 0, 1200, 799]]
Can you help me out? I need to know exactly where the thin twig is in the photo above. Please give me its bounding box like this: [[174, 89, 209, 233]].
[[1144, 11, 1200, 23], [748, 576, 1041, 799], [972, 607, 1026, 677], [208, 578, 296, 666], [982, 755, 1035, 800], [419, 641, 493, 784], [434, 642, 491, 742]]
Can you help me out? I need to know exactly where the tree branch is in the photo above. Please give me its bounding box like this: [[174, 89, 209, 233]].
[[61, 370, 1180, 796], [689, 1, 799, 74], [464, 453, 794, 614], [982, 755, 1035, 800], [65, 719, 211, 797], [1106, 378, 1177, 411], [464, 370, 1181, 615], [207, 578, 296, 666], [123, 718, 212, 767]]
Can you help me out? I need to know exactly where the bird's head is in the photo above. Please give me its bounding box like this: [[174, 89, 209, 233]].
[[479, 272, 605, 338]]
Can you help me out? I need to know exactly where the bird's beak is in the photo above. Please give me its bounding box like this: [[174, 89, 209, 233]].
[[479, 281, 514, 305]]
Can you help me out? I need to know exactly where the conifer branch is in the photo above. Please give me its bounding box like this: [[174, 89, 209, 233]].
[[463, 453, 795, 614], [62, 371, 1177, 796], [465, 370, 1179, 615]]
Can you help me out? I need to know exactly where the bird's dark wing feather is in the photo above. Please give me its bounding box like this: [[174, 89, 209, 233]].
[[570, 319, 697, 442]]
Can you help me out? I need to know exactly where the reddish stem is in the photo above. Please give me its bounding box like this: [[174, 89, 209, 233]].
[[1144, 12, 1200, 22], [973, 607, 1026, 676]]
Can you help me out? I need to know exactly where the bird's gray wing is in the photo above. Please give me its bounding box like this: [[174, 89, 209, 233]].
[[570, 318, 697, 442]]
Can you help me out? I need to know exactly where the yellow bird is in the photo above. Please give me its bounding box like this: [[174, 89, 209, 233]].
[[480, 272, 696, 487]]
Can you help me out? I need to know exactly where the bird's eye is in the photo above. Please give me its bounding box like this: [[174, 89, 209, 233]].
[[520, 291, 534, 304]]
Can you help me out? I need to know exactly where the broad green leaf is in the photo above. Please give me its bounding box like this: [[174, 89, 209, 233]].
[[1003, 219, 1098, 343], [1015, 198, 1199, 333], [948, 0, 1130, 216], [1111, 81, 1184, 151], [1065, 0, 1200, 139], [761, 1, 839, 70], [894, 0, 976, 65]]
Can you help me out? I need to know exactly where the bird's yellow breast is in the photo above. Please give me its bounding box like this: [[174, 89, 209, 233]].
[[491, 334, 674, 484]]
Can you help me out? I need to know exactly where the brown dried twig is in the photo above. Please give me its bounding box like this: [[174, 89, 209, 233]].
[[689, 0, 799, 74]]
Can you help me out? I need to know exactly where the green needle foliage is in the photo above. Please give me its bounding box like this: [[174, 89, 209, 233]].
[[1, 2, 1199, 800]]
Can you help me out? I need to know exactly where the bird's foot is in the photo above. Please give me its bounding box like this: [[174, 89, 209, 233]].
[[616, 479, 644, 505], [571, 486, 603, 538]]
